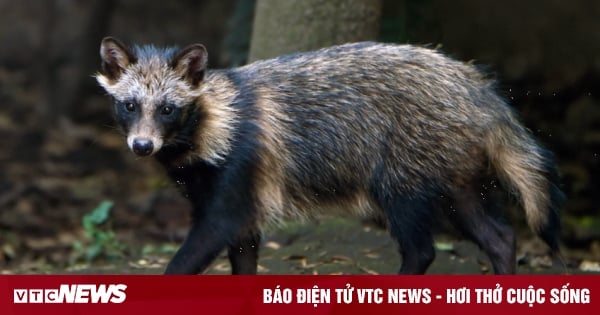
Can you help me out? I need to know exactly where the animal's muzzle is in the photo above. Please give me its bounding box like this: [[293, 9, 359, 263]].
[[132, 138, 154, 156]]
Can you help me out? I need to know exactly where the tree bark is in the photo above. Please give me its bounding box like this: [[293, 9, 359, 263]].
[[249, 0, 382, 62]]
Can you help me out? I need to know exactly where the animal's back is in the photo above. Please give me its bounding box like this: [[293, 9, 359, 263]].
[[232, 42, 510, 201]]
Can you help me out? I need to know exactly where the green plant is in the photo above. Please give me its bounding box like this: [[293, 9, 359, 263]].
[[72, 200, 124, 263]]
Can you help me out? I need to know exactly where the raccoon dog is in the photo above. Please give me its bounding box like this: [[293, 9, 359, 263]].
[[96, 37, 563, 274]]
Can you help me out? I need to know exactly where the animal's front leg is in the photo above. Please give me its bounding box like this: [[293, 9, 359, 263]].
[[164, 218, 231, 274], [227, 233, 261, 274], [164, 186, 255, 275]]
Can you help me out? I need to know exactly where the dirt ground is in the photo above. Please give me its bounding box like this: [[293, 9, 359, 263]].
[[3, 217, 598, 275]]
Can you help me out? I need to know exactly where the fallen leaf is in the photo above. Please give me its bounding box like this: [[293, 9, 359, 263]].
[[579, 260, 600, 272]]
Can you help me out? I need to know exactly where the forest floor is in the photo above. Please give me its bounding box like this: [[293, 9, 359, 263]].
[[2, 217, 599, 275]]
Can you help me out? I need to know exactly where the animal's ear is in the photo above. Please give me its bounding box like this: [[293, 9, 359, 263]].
[[99, 37, 136, 81], [170, 44, 208, 87]]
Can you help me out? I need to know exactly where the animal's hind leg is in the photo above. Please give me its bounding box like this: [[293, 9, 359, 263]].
[[377, 194, 436, 274], [450, 186, 516, 274]]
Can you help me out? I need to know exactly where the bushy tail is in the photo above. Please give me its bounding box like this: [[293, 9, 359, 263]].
[[486, 122, 564, 251]]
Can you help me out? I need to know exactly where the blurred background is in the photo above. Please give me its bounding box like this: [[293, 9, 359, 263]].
[[0, 0, 598, 274]]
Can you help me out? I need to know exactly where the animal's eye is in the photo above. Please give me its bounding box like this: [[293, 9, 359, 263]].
[[125, 102, 136, 112], [161, 105, 174, 115]]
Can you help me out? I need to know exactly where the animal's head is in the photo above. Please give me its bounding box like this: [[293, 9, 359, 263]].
[[96, 37, 208, 157]]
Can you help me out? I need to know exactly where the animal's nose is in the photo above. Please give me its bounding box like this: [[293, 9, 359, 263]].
[[132, 138, 154, 156]]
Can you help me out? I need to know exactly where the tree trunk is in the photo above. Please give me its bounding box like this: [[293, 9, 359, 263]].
[[249, 0, 382, 62]]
